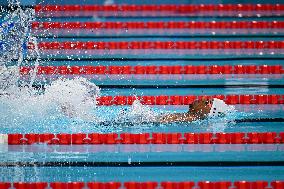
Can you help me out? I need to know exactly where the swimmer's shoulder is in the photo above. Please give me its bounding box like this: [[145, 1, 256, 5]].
[[158, 112, 196, 123]]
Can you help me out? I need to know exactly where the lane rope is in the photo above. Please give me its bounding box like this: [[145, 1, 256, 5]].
[[1, 181, 283, 189], [34, 4, 284, 18], [3, 132, 284, 145], [95, 94, 284, 105], [20, 65, 284, 75], [32, 21, 284, 30], [31, 41, 284, 50]]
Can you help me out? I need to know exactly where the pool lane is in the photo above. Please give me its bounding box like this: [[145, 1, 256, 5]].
[[1, 143, 284, 162], [23, 59, 284, 66], [38, 37, 284, 42], [0, 119, 283, 134], [100, 88, 284, 96], [2, 2, 284, 183], [29, 75, 284, 86], [0, 100, 283, 133], [0, 166, 283, 182]]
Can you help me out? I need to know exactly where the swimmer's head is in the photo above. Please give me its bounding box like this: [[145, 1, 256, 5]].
[[188, 98, 231, 119], [188, 98, 213, 119]]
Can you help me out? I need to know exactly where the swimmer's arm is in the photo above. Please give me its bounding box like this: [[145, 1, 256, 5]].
[[158, 113, 196, 123]]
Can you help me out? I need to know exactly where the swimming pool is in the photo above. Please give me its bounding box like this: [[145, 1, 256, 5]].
[[0, 0, 284, 188]]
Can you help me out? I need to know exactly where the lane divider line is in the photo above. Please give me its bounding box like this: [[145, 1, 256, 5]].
[[3, 132, 284, 145], [32, 21, 284, 30], [95, 94, 284, 105], [34, 4, 284, 17], [30, 41, 284, 50], [2, 181, 284, 189], [20, 65, 284, 75]]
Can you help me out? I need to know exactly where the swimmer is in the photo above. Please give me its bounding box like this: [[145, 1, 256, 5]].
[[59, 92, 231, 123], [158, 98, 231, 123], [48, 77, 230, 123], [158, 98, 212, 123]]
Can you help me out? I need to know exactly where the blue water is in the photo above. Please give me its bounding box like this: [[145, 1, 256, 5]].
[[0, 104, 283, 133], [0, 166, 284, 182], [30, 74, 284, 86], [0, 0, 284, 184]]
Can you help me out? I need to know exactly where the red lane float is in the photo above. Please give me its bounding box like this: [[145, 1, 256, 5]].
[[125, 182, 158, 189], [161, 181, 195, 189], [14, 182, 48, 189], [50, 182, 68, 189], [34, 4, 284, 17], [120, 133, 151, 144], [271, 181, 284, 189], [95, 95, 284, 105], [32, 21, 284, 30], [19, 65, 284, 75], [31, 41, 284, 50], [2, 181, 283, 189], [87, 182, 121, 189], [34, 4, 284, 13], [5, 132, 284, 145], [0, 183, 11, 189], [234, 181, 251, 189]]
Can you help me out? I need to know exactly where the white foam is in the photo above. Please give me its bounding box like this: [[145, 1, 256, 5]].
[[115, 99, 158, 124], [0, 77, 102, 131], [44, 77, 100, 121]]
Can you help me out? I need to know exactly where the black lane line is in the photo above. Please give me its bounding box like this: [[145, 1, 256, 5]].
[[16, 58, 284, 63], [45, 117, 281, 129], [95, 85, 284, 88], [36, 35, 284, 39], [1, 161, 284, 167], [31, 85, 284, 89], [95, 118, 284, 128], [24, 57, 284, 61], [235, 118, 284, 123], [36, 16, 284, 19], [103, 118, 284, 126]]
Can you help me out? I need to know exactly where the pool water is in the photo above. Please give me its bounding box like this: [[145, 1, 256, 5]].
[[0, 0, 284, 187]]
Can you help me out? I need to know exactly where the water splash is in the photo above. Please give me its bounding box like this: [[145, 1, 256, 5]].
[[0, 0, 37, 90], [115, 99, 159, 124], [44, 77, 101, 122], [0, 2, 160, 133], [0, 77, 101, 131]]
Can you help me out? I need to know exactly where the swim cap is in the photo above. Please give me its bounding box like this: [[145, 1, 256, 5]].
[[208, 98, 231, 117]]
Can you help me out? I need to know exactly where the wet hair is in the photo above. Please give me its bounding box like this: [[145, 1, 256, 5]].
[[188, 99, 212, 119]]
